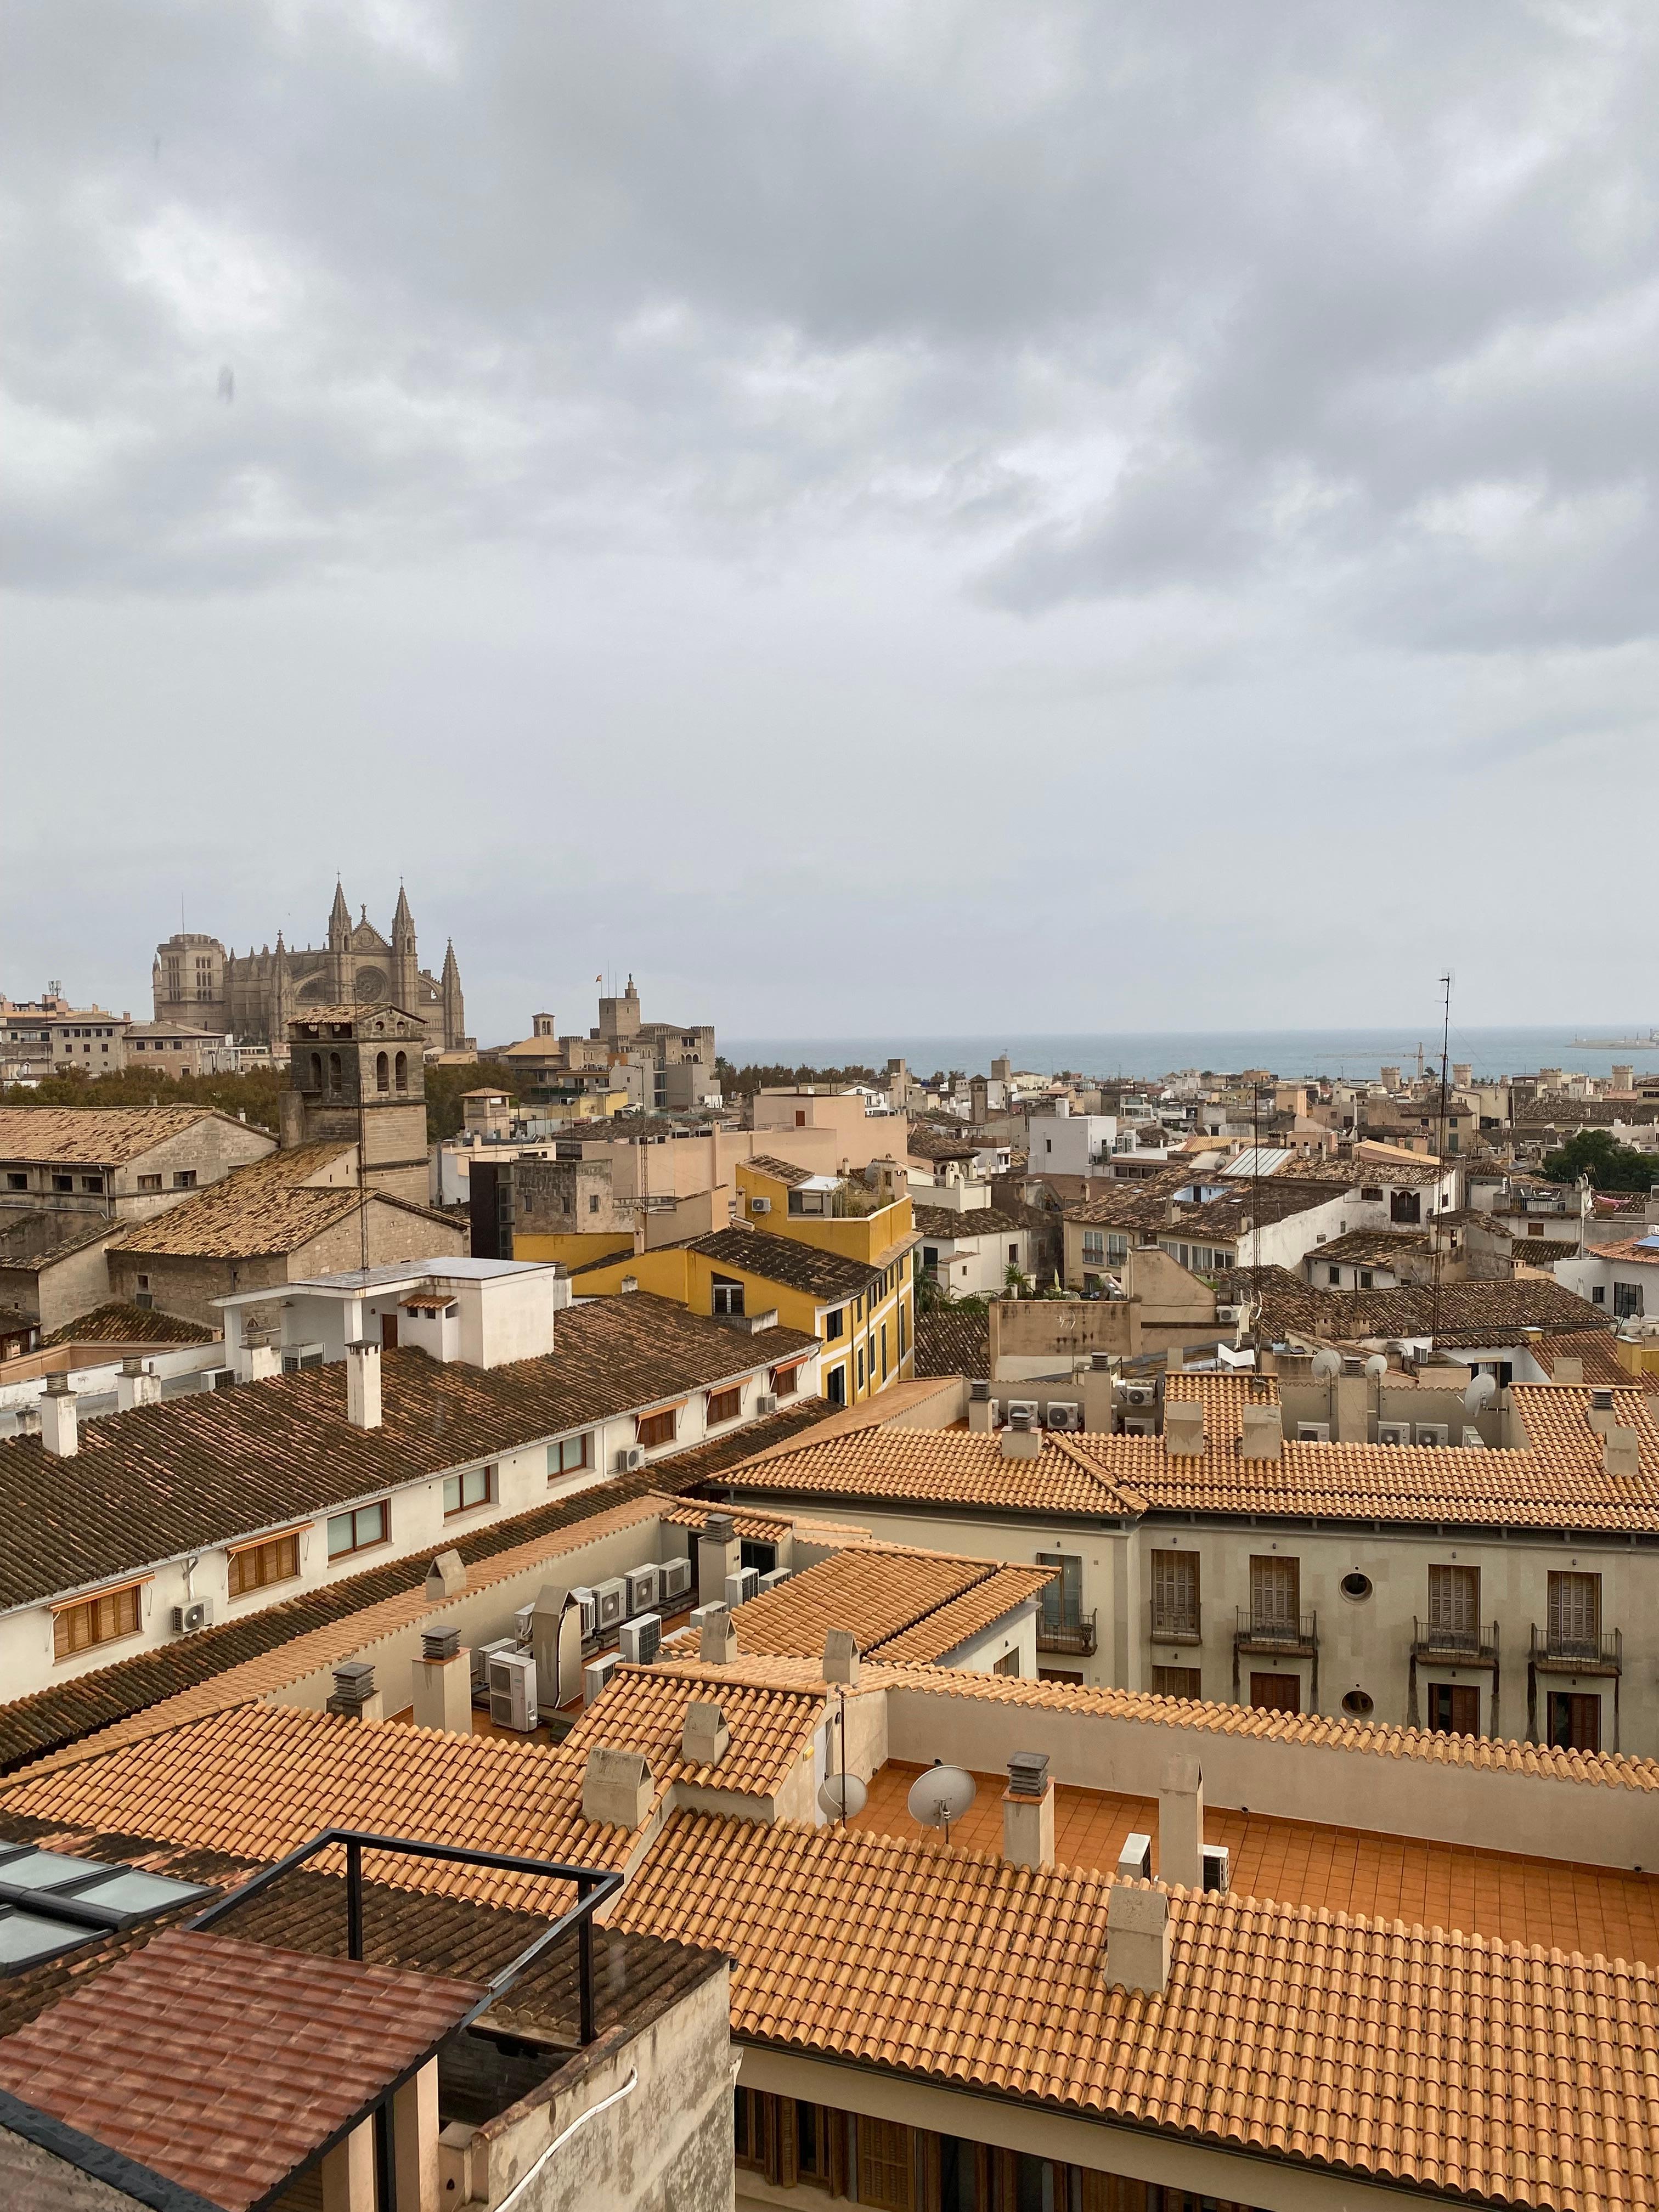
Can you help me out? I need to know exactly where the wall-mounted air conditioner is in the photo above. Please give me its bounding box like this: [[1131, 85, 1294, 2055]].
[[1044, 1402, 1083, 1432], [749, 1195, 772, 1214], [1376, 1421, 1412, 1446], [1215, 1305, 1242, 1325], [659, 1557, 692, 1602], [725, 1566, 759, 1609], [1122, 1383, 1156, 1408], [170, 1600, 214, 1634], [1006, 1400, 1040, 1429], [625, 1564, 661, 1615], [618, 1613, 662, 1665], [487, 1649, 538, 1731], [1415, 1423, 1449, 1447], [594, 1577, 627, 1630], [616, 1445, 646, 1474], [755, 1392, 778, 1416], [1296, 1421, 1331, 1443]]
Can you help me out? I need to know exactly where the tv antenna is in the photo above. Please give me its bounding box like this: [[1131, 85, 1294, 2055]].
[[1430, 973, 1451, 1344]]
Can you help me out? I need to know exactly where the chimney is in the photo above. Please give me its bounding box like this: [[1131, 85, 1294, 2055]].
[[1240, 1403, 1281, 1460], [345, 1339, 381, 1431], [1604, 1427, 1640, 1479], [115, 1356, 161, 1414], [1157, 1755, 1204, 1888], [425, 1549, 466, 1600], [236, 1332, 281, 1384], [40, 1375, 78, 1459], [582, 1745, 653, 1830], [411, 1629, 470, 1733], [1333, 1373, 1367, 1442], [1001, 1419, 1041, 1460], [681, 1700, 730, 1770], [1002, 1753, 1054, 1871], [1552, 1355, 1583, 1387], [1105, 1882, 1171, 1995], [1163, 1402, 1205, 1458], [1586, 1388, 1618, 1434], [697, 1513, 741, 1603], [823, 1628, 861, 1685], [968, 1381, 995, 1434], [326, 1660, 382, 1722], [699, 1605, 737, 1664]]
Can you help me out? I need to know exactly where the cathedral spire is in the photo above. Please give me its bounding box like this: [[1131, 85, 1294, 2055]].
[[328, 881, 351, 951], [391, 882, 415, 947], [440, 937, 466, 1054]]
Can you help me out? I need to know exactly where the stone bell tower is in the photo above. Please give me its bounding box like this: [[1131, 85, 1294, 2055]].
[[279, 1006, 429, 1206]]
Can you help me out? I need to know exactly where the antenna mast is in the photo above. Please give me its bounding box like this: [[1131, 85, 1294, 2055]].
[[1430, 974, 1451, 1343]]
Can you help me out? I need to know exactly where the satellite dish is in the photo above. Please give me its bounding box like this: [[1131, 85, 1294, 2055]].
[[1310, 1348, 1341, 1380], [1364, 1354, 1389, 1381], [907, 1763, 977, 1838], [1462, 1373, 1497, 1414], [818, 1773, 867, 1822]]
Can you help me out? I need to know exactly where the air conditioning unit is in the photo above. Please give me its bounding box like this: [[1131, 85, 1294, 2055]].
[[471, 1637, 516, 1692], [170, 1599, 213, 1634], [616, 1445, 646, 1474], [1006, 1400, 1040, 1429], [1415, 1423, 1450, 1447], [571, 1585, 598, 1638], [1122, 1417, 1156, 1437], [659, 1557, 692, 1602], [1296, 1421, 1331, 1443], [1216, 1305, 1242, 1324], [200, 1367, 235, 1392], [1044, 1402, 1083, 1431], [754, 1392, 778, 1416], [594, 1577, 627, 1631], [583, 1651, 620, 1703], [749, 1195, 772, 1214], [757, 1567, 792, 1593], [513, 1602, 537, 1647], [1376, 1421, 1412, 1446], [1460, 1426, 1486, 1448], [487, 1649, 538, 1732], [1201, 1844, 1231, 1895], [618, 1613, 662, 1665], [689, 1602, 726, 1631], [625, 1564, 661, 1615], [1122, 1383, 1156, 1408], [725, 1566, 759, 1609]]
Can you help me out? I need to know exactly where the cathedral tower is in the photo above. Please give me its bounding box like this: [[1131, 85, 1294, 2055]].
[[441, 940, 466, 1053], [391, 884, 420, 1014], [279, 1005, 428, 1205]]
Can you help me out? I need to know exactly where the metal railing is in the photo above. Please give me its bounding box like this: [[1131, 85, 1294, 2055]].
[[1412, 1617, 1499, 1664], [1037, 1610, 1098, 1657], [1149, 1601, 1202, 1645], [1531, 1624, 1623, 1673], [1235, 1607, 1318, 1654]]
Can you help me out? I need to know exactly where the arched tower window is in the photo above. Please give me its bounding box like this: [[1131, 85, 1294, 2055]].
[[394, 1051, 408, 1092], [309, 1052, 323, 1091], [376, 1051, 390, 1093], [327, 1052, 342, 1094]]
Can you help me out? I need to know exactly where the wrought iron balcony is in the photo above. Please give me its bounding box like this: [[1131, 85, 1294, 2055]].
[[1149, 1600, 1203, 1645], [1036, 1610, 1097, 1658], [1412, 1618, 1499, 1667], [1530, 1623, 1622, 1674], [1234, 1606, 1318, 1657]]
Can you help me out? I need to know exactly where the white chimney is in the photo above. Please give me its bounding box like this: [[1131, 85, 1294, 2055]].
[[1105, 1882, 1171, 1995], [682, 1700, 730, 1769], [115, 1356, 161, 1413], [40, 1375, 78, 1459], [822, 1628, 861, 1685], [1158, 1756, 1205, 1888], [236, 1334, 281, 1385], [1002, 1753, 1054, 1871], [345, 1339, 382, 1431]]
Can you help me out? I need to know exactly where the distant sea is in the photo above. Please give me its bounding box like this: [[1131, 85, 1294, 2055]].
[[721, 1028, 1659, 1085]]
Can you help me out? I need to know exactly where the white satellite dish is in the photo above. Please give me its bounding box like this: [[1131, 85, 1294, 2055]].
[[1311, 1348, 1341, 1380], [1364, 1354, 1389, 1381], [907, 1764, 977, 1839], [817, 1772, 867, 1822], [1462, 1373, 1497, 1414]]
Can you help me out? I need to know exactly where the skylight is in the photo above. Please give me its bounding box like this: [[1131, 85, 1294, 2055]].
[[0, 1844, 214, 1974]]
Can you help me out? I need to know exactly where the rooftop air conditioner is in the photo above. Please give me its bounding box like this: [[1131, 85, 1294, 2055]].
[[1122, 1383, 1156, 1408], [470, 1637, 516, 1694], [749, 1195, 772, 1214], [1296, 1421, 1331, 1443], [200, 1367, 235, 1392], [690, 1601, 727, 1631], [170, 1599, 213, 1634], [1044, 1402, 1084, 1431], [754, 1392, 777, 1416], [1006, 1400, 1040, 1428], [571, 1585, 598, 1639], [618, 1613, 662, 1665], [583, 1652, 620, 1703], [1376, 1421, 1412, 1446], [725, 1566, 759, 1609], [1415, 1423, 1450, 1447], [1460, 1426, 1486, 1448], [1215, 1305, 1242, 1325], [625, 1564, 661, 1615], [658, 1557, 692, 1602], [757, 1567, 792, 1593], [487, 1649, 538, 1732], [616, 1445, 646, 1474], [594, 1577, 627, 1631], [1122, 1417, 1156, 1437]]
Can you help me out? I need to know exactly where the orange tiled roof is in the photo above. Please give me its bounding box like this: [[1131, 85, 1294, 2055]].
[[724, 1426, 1144, 1520], [726, 1546, 995, 1660], [613, 1812, 1659, 2212], [872, 1564, 1057, 1663]]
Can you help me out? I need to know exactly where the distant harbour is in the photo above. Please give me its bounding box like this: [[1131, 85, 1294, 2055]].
[[722, 1026, 1659, 1086]]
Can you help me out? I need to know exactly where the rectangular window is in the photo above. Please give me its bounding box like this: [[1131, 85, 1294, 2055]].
[[1429, 1683, 1480, 1736], [772, 1363, 799, 1400], [227, 1532, 300, 1598], [1428, 1564, 1478, 1637], [707, 1385, 742, 1425], [52, 1174, 73, 1193], [442, 1466, 494, 1516], [137, 1173, 161, 1192], [1250, 1671, 1301, 1713], [637, 1408, 678, 1449], [1249, 1554, 1299, 1628], [827, 1364, 847, 1408], [1327, 1265, 1341, 1285], [80, 1175, 104, 1193], [710, 1276, 746, 1317], [1036, 1552, 1083, 1630], [5, 1173, 25, 1191], [856, 1346, 865, 1392], [1547, 1690, 1601, 1752], [1613, 1282, 1643, 1319], [172, 1170, 196, 1190], [53, 1582, 144, 1661], [327, 1501, 388, 1559], [823, 1307, 844, 1340], [1547, 1570, 1600, 1658], [856, 2117, 914, 2211], [547, 1434, 590, 1477], [992, 1647, 1021, 1676], [1082, 1230, 1104, 1262], [1151, 1549, 1199, 1635], [1153, 1664, 1203, 1699]]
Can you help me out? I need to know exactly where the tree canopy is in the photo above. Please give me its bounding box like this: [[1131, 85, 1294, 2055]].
[[1539, 1128, 1659, 1193]]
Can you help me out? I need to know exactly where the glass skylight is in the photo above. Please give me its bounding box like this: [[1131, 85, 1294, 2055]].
[[0, 1844, 215, 1975]]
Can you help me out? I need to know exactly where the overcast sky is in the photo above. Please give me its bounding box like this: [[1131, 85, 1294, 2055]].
[[4, 2, 1656, 1046]]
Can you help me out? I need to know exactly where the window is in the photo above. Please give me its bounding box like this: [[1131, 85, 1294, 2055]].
[[1428, 1564, 1477, 1640], [823, 1306, 844, 1340], [993, 1648, 1021, 1676], [588, 1194, 600, 1214], [1037, 1553, 1085, 1632], [741, 1538, 778, 1575], [1340, 1571, 1374, 1602], [1613, 1282, 1644, 1320], [328, 1051, 342, 1093], [1360, 1186, 1384, 1202], [1249, 1554, 1299, 1629], [1250, 1671, 1301, 1713], [548, 1434, 590, 1477], [1082, 1230, 1104, 1262], [710, 1276, 745, 1317], [636, 1407, 678, 1449], [5, 1173, 25, 1191], [856, 1347, 865, 1392], [772, 1362, 800, 1399], [1327, 1265, 1341, 1285], [856, 2117, 914, 2211], [227, 1532, 300, 1597], [1359, 1269, 1374, 1289], [826, 1364, 847, 1408], [793, 2100, 830, 2188], [1593, 1285, 1606, 1306], [1547, 1570, 1601, 1658], [172, 1170, 196, 1190], [327, 1501, 388, 1559], [1154, 1665, 1203, 1699], [442, 1466, 494, 1516], [707, 1385, 742, 1425], [733, 2088, 771, 2175], [1341, 1688, 1376, 1717], [1150, 1550, 1199, 1635], [1547, 1690, 1601, 1752], [375, 1050, 390, 1093], [53, 1582, 144, 1662], [52, 1174, 73, 1193], [137, 1173, 161, 1192], [80, 1175, 104, 1193], [1429, 1683, 1479, 1736], [881, 1323, 888, 1383], [394, 1051, 408, 1092]]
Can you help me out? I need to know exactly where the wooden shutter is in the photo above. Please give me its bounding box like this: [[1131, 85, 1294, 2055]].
[[1250, 1555, 1298, 1623], [1152, 1551, 1197, 1613], [856, 2117, 914, 2211], [1548, 1571, 1599, 1646], [1427, 1564, 1477, 1633]]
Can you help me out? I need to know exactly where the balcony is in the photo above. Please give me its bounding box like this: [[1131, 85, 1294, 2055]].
[[1036, 1610, 1097, 1658], [1412, 1618, 1499, 1668], [1149, 1600, 1202, 1646], [1234, 1607, 1318, 1658], [1530, 1624, 1622, 1675]]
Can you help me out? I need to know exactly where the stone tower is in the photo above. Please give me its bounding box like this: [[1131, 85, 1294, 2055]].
[[441, 940, 466, 1054], [391, 884, 420, 1014], [279, 1005, 429, 1206], [326, 881, 353, 1004]]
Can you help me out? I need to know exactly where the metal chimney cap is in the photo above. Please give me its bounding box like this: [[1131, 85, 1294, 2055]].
[[1007, 1751, 1050, 1798], [44, 1373, 73, 1398], [421, 1628, 461, 1663], [702, 1513, 736, 1544], [331, 1659, 376, 1691], [1590, 1387, 1615, 1410]]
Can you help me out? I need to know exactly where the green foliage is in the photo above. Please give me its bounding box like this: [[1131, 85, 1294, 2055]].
[[1540, 1128, 1658, 1193], [1003, 1262, 1034, 1299], [421, 1061, 521, 1142], [715, 1058, 883, 1099]]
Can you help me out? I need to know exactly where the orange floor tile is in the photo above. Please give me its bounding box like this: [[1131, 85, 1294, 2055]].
[[848, 1762, 1659, 1967]]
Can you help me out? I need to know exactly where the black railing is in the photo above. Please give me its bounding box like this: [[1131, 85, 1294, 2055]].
[[1413, 1617, 1499, 1664], [1037, 1610, 1097, 1657], [1235, 1607, 1318, 1654], [1149, 1601, 1202, 1645], [1531, 1624, 1622, 1673]]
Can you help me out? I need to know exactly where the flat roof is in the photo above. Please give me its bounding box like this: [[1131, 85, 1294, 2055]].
[[215, 1254, 555, 1307]]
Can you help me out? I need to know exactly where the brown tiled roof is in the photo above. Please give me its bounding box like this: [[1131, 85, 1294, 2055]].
[[871, 1563, 1055, 1663], [1510, 1238, 1581, 1267], [1592, 1235, 1659, 1267], [659, 1224, 882, 1300], [905, 1127, 982, 1163], [1222, 1267, 1607, 1346], [559, 1661, 826, 1803], [0, 1399, 838, 1775], [613, 1810, 1659, 2212], [0, 1294, 821, 1613], [1531, 1332, 1659, 1395], [725, 1547, 995, 1660], [0, 1107, 229, 1169], [43, 1302, 218, 1348], [0, 1928, 481, 2212], [724, 1426, 1144, 1521], [741, 1155, 815, 1187], [911, 1309, 989, 1379], [1066, 1167, 1192, 1230], [1303, 1229, 1429, 1267], [0, 1212, 117, 1267], [912, 1205, 1025, 1240], [106, 1143, 457, 1259]]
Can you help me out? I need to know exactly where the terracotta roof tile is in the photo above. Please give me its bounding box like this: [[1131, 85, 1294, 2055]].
[[872, 1564, 1055, 1663], [42, 1302, 219, 1348], [0, 1107, 234, 1169], [725, 1425, 1143, 1520], [911, 1309, 989, 1379]]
